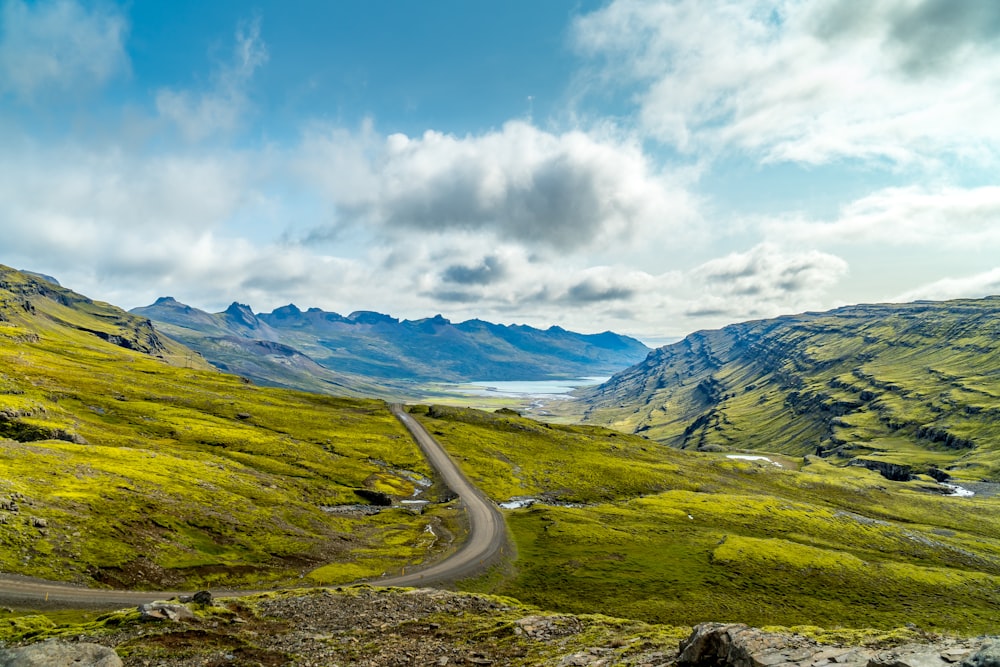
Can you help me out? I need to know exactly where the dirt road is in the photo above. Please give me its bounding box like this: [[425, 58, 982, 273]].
[[0, 405, 509, 609], [379, 405, 508, 586]]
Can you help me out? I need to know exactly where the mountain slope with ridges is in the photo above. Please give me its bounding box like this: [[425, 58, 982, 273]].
[[576, 297, 1000, 482]]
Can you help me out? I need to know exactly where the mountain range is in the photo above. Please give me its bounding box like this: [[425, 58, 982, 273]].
[[130, 296, 649, 393]]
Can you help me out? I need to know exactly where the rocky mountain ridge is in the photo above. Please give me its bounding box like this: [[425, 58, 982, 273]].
[[577, 297, 1000, 483], [131, 296, 649, 390]]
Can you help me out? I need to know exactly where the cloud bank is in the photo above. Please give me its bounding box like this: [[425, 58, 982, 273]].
[[302, 121, 695, 251], [573, 0, 1000, 165]]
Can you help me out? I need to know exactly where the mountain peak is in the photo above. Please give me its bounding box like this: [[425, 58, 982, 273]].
[[347, 311, 399, 325], [224, 302, 255, 317], [222, 302, 262, 330], [153, 296, 184, 307], [269, 303, 303, 319]]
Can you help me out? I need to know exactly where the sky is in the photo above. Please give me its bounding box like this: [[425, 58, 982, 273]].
[[2, 0, 1000, 345]]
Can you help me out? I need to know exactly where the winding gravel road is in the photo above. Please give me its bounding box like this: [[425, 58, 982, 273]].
[[379, 405, 508, 586], [0, 405, 509, 609]]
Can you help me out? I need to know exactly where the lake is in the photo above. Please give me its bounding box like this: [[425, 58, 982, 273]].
[[450, 376, 609, 399]]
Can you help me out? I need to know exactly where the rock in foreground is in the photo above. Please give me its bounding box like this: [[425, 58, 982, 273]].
[[0, 639, 122, 666], [678, 623, 999, 667], [1, 588, 998, 666]]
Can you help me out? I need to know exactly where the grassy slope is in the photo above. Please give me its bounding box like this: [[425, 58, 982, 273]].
[[0, 266, 447, 589], [146, 319, 407, 400], [569, 298, 1000, 482], [413, 405, 1000, 634]]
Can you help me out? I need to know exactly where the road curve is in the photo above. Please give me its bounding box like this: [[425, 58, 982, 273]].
[[378, 404, 509, 586], [0, 404, 509, 609]]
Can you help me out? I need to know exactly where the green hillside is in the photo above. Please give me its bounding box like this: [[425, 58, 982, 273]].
[[0, 266, 446, 589], [573, 298, 1000, 484], [4, 266, 1000, 635], [412, 405, 1000, 634]]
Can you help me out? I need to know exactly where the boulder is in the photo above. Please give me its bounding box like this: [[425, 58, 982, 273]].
[[138, 602, 196, 622], [869, 649, 952, 667], [678, 623, 870, 667], [963, 642, 1000, 667], [677, 624, 996, 667], [193, 590, 213, 605], [0, 639, 122, 666]]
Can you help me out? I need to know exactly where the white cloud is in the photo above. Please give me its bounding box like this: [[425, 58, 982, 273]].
[[684, 243, 848, 319], [573, 0, 1000, 165], [0, 0, 129, 100], [0, 145, 253, 239], [0, 141, 275, 308], [299, 120, 696, 251], [156, 17, 268, 141], [894, 268, 1000, 303], [765, 185, 1000, 247]]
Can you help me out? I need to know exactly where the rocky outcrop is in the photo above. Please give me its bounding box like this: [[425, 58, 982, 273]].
[[138, 602, 196, 622], [354, 489, 394, 506], [850, 458, 914, 482], [4, 590, 1000, 667], [0, 413, 86, 445], [677, 623, 997, 667], [0, 639, 122, 666]]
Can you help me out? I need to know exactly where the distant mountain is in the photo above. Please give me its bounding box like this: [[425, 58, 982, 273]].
[[577, 297, 1000, 482], [131, 299, 650, 388]]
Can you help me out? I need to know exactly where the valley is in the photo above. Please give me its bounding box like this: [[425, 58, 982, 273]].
[[1, 265, 1000, 663], [130, 297, 648, 401]]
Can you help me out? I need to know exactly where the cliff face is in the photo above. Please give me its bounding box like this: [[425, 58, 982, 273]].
[[578, 297, 1000, 481]]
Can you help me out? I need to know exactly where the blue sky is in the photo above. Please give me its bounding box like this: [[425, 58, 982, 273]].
[[2, 0, 1000, 343]]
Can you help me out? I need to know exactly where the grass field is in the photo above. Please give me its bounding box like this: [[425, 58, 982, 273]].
[[414, 405, 1000, 634], [0, 266, 443, 589]]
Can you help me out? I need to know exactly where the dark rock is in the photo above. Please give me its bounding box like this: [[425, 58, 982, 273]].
[[193, 590, 213, 605], [963, 642, 1000, 667], [851, 458, 913, 482], [0, 639, 122, 666], [354, 489, 393, 506], [927, 467, 951, 482]]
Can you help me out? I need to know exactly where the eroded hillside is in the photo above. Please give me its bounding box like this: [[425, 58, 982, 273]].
[[575, 298, 1000, 483]]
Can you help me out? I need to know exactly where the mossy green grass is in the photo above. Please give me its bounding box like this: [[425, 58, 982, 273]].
[[0, 266, 440, 589], [415, 405, 1000, 634]]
